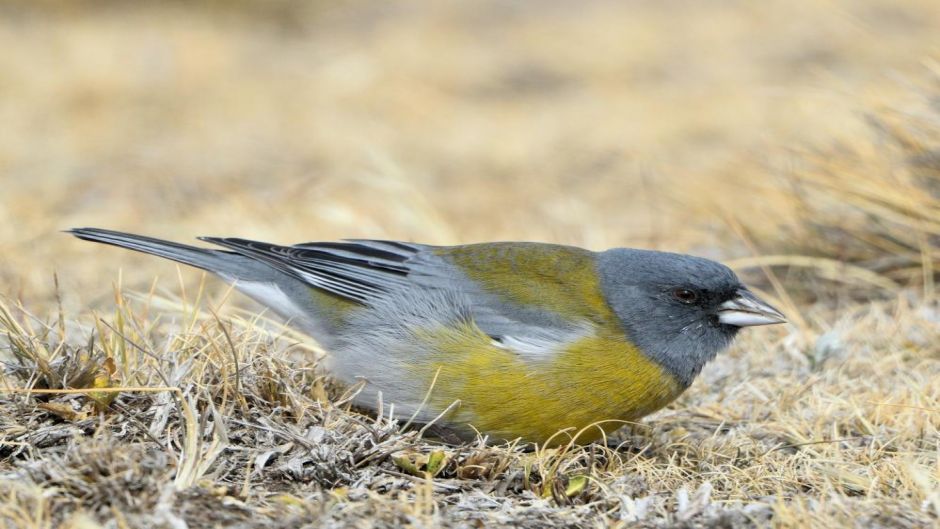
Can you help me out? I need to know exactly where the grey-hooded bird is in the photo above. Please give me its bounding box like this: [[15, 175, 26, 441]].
[[70, 228, 785, 444]]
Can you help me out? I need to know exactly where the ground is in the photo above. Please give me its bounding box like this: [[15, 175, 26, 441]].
[[1, 1, 938, 528]]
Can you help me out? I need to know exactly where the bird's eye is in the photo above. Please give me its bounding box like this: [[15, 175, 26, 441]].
[[672, 288, 699, 304]]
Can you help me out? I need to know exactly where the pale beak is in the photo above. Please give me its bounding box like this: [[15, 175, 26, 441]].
[[717, 288, 787, 327]]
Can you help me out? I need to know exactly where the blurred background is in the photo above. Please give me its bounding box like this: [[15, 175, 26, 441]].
[[1, 5, 938, 525], [2, 0, 938, 309]]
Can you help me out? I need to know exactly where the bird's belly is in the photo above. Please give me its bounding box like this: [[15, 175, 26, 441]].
[[417, 322, 684, 444]]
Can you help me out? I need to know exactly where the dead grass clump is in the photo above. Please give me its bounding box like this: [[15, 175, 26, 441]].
[[0, 293, 411, 527], [1, 282, 937, 527], [17, 438, 171, 519], [731, 77, 940, 302]]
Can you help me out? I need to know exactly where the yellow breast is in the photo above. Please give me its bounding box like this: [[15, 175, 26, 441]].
[[417, 321, 683, 444]]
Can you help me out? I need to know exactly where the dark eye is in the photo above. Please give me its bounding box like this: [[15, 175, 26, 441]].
[[672, 288, 699, 304]]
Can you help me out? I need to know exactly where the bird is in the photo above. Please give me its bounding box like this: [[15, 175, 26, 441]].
[[69, 228, 786, 444]]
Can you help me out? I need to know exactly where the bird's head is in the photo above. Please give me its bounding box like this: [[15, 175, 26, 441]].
[[597, 248, 786, 387]]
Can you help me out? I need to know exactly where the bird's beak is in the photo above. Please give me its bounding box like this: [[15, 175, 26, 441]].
[[717, 288, 787, 327]]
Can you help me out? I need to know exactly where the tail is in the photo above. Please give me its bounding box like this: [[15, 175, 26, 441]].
[[68, 228, 348, 343], [68, 227, 241, 275]]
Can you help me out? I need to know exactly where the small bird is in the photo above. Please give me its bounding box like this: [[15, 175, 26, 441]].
[[70, 228, 785, 444]]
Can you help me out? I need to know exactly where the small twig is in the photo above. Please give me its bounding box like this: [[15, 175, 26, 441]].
[[378, 468, 463, 491], [108, 400, 171, 451], [417, 399, 462, 438], [0, 386, 177, 395], [761, 436, 871, 456], [98, 319, 173, 389], [207, 306, 244, 409], [403, 366, 443, 432]]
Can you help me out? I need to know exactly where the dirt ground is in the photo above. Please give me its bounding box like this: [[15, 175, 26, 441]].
[[1, 1, 938, 527]]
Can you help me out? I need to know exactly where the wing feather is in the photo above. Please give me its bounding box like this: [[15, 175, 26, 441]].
[[199, 237, 418, 303], [200, 238, 602, 359]]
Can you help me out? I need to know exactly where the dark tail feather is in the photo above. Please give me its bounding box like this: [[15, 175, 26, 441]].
[[67, 227, 233, 273]]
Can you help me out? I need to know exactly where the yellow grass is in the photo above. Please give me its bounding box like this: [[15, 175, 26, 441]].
[[1, 1, 939, 527]]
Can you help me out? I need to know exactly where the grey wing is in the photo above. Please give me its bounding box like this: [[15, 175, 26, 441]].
[[199, 237, 419, 303], [199, 237, 589, 352], [196, 237, 590, 425]]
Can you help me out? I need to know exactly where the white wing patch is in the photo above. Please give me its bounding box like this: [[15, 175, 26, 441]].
[[490, 324, 595, 361], [232, 281, 297, 317], [233, 280, 336, 342]]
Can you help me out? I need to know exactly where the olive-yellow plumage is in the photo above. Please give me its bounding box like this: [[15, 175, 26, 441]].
[[440, 243, 612, 321], [425, 244, 681, 442], [69, 228, 787, 445], [418, 321, 681, 442]]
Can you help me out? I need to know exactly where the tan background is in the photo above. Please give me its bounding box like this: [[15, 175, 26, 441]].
[[1, 2, 939, 527], [3, 0, 938, 308]]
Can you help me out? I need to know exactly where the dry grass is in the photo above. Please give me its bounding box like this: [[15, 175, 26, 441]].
[[716, 80, 940, 304], [1, 1, 939, 528]]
